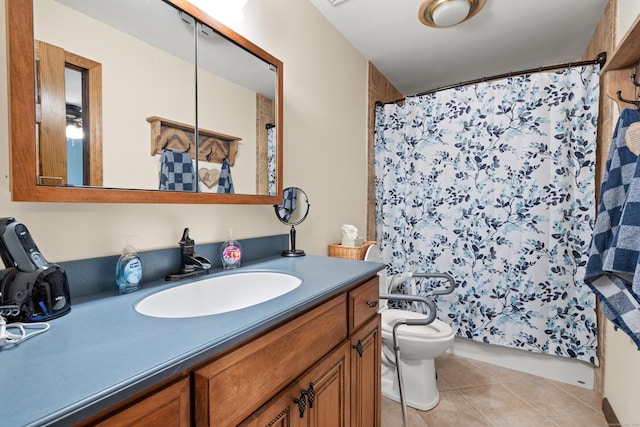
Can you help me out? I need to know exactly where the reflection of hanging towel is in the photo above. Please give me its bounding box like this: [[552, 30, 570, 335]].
[[585, 108, 640, 349], [159, 149, 195, 191], [217, 159, 235, 194], [279, 187, 297, 222]]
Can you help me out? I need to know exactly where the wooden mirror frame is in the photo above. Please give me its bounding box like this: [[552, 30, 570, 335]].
[[6, 0, 283, 204]]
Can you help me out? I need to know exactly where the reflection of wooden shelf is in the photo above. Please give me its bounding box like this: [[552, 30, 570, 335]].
[[602, 14, 640, 111], [148, 116, 239, 165]]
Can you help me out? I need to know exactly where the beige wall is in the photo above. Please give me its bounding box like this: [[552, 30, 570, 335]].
[[0, 0, 368, 261], [602, 2, 640, 424], [604, 322, 640, 424], [617, 0, 640, 41]]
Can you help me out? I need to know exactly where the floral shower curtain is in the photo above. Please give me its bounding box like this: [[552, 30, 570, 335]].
[[374, 66, 600, 364], [267, 125, 276, 195]]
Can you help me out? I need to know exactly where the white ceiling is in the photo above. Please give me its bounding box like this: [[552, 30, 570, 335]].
[[308, 0, 609, 95]]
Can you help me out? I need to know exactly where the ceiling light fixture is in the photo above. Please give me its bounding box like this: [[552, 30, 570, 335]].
[[326, 0, 352, 6], [418, 0, 485, 28]]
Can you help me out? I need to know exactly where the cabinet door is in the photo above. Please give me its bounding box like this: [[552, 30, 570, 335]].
[[302, 341, 350, 427], [94, 378, 190, 427], [194, 295, 346, 426], [241, 342, 350, 427], [350, 315, 381, 427], [239, 383, 300, 427]]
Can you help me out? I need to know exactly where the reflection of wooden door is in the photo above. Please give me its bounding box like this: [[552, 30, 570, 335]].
[[36, 41, 67, 185], [35, 40, 103, 186]]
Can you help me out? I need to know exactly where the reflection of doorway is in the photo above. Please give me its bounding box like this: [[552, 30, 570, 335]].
[[65, 72, 83, 186], [35, 40, 103, 186]]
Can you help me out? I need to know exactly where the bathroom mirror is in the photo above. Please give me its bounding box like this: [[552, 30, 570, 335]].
[[6, 0, 283, 204], [274, 187, 310, 257]]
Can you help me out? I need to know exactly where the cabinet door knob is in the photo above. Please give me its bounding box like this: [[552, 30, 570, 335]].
[[352, 340, 364, 357], [367, 300, 378, 308]]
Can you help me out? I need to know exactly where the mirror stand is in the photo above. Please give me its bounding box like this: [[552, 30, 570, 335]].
[[274, 187, 310, 257], [283, 225, 305, 257]]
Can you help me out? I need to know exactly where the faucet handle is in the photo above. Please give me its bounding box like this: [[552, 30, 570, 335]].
[[180, 228, 193, 245], [180, 228, 195, 254]]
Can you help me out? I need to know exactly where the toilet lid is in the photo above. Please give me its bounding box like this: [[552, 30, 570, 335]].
[[364, 245, 390, 309], [382, 308, 453, 339]]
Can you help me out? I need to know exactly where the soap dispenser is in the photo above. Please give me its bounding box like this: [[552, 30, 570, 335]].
[[115, 237, 142, 294], [220, 228, 242, 270]]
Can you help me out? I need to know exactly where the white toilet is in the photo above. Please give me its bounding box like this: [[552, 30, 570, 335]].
[[365, 245, 455, 411]]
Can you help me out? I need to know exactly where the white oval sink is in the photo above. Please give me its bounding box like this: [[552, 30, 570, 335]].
[[135, 272, 302, 318]]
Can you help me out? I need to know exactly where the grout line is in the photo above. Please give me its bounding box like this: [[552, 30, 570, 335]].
[[541, 377, 603, 412], [448, 388, 497, 427], [457, 383, 561, 427]]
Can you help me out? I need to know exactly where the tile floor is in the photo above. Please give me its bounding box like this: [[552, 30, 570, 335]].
[[381, 352, 609, 427]]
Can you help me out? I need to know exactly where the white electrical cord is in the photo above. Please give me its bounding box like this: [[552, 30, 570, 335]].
[[0, 315, 50, 348]]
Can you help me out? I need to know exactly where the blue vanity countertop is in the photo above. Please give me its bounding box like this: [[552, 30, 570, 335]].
[[1, 255, 384, 427]]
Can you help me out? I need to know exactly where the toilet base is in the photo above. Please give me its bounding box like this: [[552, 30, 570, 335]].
[[381, 355, 441, 411]]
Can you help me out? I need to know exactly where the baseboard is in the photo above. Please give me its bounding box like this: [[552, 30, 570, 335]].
[[602, 398, 620, 426]]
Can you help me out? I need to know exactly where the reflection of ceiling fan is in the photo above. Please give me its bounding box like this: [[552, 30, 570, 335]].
[[65, 103, 84, 139], [65, 103, 82, 127]]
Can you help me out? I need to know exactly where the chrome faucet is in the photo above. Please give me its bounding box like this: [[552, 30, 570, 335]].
[[166, 228, 211, 281]]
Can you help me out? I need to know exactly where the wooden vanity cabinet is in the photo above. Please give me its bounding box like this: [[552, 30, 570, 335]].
[[195, 276, 381, 427], [80, 276, 381, 427], [238, 276, 381, 427]]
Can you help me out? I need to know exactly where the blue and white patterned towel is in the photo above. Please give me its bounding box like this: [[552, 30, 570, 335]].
[[278, 187, 298, 222], [217, 159, 235, 194], [159, 149, 195, 191], [585, 108, 640, 348]]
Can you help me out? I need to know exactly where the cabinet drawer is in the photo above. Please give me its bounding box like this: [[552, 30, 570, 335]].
[[348, 277, 379, 334], [194, 294, 347, 427], [93, 378, 190, 427]]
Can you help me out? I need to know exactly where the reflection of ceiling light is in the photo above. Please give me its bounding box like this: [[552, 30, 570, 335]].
[[66, 124, 83, 140], [419, 0, 485, 28], [188, 0, 248, 23]]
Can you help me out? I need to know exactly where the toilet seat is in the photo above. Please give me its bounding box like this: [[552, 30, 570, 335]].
[[382, 309, 454, 340]]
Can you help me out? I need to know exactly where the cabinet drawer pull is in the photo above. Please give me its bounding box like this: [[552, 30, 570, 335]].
[[352, 340, 364, 357], [293, 391, 307, 418], [366, 301, 378, 308], [306, 383, 315, 409]]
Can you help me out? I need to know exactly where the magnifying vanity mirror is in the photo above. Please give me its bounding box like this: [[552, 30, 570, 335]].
[[6, 0, 283, 204], [274, 187, 310, 257]]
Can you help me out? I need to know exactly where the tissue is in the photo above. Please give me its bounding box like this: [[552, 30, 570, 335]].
[[341, 224, 363, 247]]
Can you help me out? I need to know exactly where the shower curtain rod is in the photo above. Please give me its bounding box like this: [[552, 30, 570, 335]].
[[378, 51, 607, 106]]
